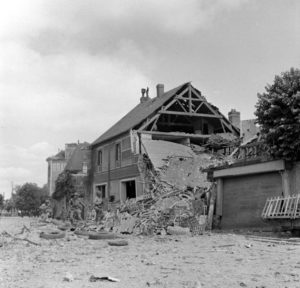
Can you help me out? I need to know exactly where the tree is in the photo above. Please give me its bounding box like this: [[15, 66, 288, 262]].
[[0, 194, 3, 210], [52, 171, 75, 202], [14, 183, 48, 216], [4, 194, 16, 212], [255, 68, 300, 160]]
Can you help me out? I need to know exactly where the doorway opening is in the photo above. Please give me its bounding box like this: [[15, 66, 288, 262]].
[[121, 180, 136, 201]]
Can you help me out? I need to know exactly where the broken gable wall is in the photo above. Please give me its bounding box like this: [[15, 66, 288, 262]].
[[141, 139, 220, 192]]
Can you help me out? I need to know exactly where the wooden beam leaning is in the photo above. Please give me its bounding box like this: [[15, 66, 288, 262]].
[[175, 99, 188, 112], [194, 101, 204, 113], [150, 116, 159, 131], [188, 84, 192, 113], [161, 87, 189, 111], [138, 114, 160, 131], [190, 86, 204, 100], [159, 110, 223, 118], [221, 119, 234, 133], [220, 119, 226, 133]]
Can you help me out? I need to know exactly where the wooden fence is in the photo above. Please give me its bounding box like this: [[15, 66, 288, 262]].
[[262, 194, 300, 219]]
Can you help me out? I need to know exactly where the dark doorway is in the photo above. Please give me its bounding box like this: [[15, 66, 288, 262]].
[[125, 180, 136, 199]]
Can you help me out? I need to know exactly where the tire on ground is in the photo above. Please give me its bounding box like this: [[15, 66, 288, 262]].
[[108, 240, 128, 246], [74, 230, 90, 236], [40, 230, 65, 239], [88, 232, 119, 240]]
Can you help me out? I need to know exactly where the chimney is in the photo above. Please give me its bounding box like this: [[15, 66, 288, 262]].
[[140, 88, 150, 103], [228, 109, 241, 128], [156, 83, 164, 98]]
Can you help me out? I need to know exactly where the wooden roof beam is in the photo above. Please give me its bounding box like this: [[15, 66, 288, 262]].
[[159, 110, 222, 118]]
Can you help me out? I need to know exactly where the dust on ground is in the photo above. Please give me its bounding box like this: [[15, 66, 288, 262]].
[[1, 217, 300, 288]]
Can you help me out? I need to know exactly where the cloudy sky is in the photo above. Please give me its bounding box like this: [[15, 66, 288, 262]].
[[0, 0, 299, 198]]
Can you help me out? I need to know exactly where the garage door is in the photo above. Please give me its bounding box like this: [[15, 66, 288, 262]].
[[222, 172, 282, 229]]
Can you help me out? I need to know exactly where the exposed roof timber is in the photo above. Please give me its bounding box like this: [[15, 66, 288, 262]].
[[176, 99, 188, 112], [176, 97, 203, 101], [150, 116, 159, 131], [159, 110, 223, 118], [195, 102, 204, 113], [137, 130, 211, 139], [138, 114, 160, 131], [191, 86, 205, 100], [220, 120, 226, 133], [161, 87, 189, 111], [189, 84, 192, 112], [158, 122, 193, 127], [221, 119, 234, 133]]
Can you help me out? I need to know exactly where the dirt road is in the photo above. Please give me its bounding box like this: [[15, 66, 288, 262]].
[[0, 217, 299, 288]]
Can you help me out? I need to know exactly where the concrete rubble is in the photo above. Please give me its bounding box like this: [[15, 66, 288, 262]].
[[79, 140, 229, 236]]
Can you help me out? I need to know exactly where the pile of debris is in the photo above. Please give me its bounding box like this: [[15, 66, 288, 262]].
[[58, 140, 228, 236], [99, 140, 227, 236]]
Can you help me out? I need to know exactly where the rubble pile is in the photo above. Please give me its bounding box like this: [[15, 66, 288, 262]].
[[107, 141, 227, 236], [58, 140, 229, 236]]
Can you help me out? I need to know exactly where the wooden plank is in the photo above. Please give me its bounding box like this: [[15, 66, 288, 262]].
[[293, 195, 300, 219], [190, 86, 205, 100], [176, 99, 188, 112], [194, 102, 204, 113], [281, 170, 290, 197], [137, 130, 211, 139], [273, 196, 280, 216], [188, 84, 192, 113], [162, 88, 189, 111], [221, 119, 234, 133], [158, 122, 193, 127], [261, 199, 269, 218], [284, 197, 290, 216], [138, 114, 160, 131], [216, 178, 223, 216], [159, 110, 222, 118], [176, 96, 203, 101], [207, 184, 217, 230]]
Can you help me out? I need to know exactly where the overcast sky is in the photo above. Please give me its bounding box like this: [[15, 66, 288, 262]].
[[0, 0, 299, 198]]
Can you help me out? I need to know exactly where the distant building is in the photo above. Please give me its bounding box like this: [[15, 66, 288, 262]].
[[240, 119, 260, 143], [46, 150, 66, 195], [46, 142, 89, 195], [227, 109, 260, 143]]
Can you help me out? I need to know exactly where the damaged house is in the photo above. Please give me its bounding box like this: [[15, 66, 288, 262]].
[[90, 82, 239, 205]]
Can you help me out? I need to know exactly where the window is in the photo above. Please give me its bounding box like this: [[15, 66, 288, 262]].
[[115, 143, 121, 161], [97, 150, 102, 166], [115, 143, 121, 167], [95, 184, 106, 199]]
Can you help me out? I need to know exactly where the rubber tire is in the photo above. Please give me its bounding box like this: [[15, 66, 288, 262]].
[[74, 230, 90, 236], [107, 240, 128, 246], [40, 230, 65, 239], [88, 232, 119, 240], [58, 224, 72, 231]]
